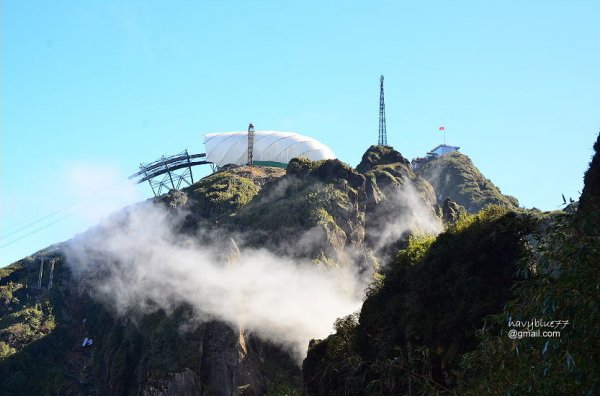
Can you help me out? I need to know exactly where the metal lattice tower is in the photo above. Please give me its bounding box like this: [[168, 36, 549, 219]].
[[129, 150, 208, 197], [247, 123, 255, 165], [378, 75, 387, 146]]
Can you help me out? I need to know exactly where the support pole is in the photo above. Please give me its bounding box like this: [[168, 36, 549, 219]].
[[247, 123, 255, 165], [378, 75, 387, 146], [161, 156, 176, 189], [185, 150, 194, 184], [143, 165, 158, 197], [166, 168, 176, 189], [47, 259, 55, 290], [38, 258, 44, 288]]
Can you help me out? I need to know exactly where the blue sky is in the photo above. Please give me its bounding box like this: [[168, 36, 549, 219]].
[[2, 1, 599, 267]]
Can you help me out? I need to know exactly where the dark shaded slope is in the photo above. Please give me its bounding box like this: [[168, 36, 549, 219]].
[[458, 132, 600, 395], [577, 131, 600, 229], [303, 206, 537, 395]]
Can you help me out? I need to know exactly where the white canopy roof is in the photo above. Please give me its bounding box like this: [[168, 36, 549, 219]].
[[203, 131, 336, 167]]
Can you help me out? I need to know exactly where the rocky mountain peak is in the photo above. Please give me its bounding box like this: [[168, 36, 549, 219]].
[[414, 151, 518, 213], [356, 145, 410, 173]]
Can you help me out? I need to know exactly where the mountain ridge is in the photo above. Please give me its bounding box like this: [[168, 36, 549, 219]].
[[3, 141, 594, 395]]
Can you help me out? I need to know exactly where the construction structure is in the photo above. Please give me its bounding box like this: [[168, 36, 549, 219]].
[[129, 127, 336, 197], [47, 259, 55, 290], [247, 123, 255, 165], [378, 75, 387, 146], [37, 257, 44, 288], [128, 150, 208, 197], [411, 144, 461, 170], [34, 256, 58, 291], [427, 144, 460, 157]]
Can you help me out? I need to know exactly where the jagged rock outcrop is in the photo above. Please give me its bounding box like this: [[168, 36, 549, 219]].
[[356, 145, 441, 255], [234, 158, 375, 270], [356, 145, 411, 173], [176, 166, 286, 223], [142, 369, 201, 396], [414, 151, 518, 213], [442, 197, 466, 224]]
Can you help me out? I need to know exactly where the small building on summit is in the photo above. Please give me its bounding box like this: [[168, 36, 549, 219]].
[[427, 144, 460, 157], [203, 131, 335, 169], [411, 144, 461, 170]]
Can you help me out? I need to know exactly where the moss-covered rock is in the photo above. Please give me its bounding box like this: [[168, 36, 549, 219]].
[[356, 145, 411, 173], [186, 170, 260, 219], [415, 151, 517, 213], [355, 146, 441, 256], [441, 197, 467, 224], [236, 159, 374, 271]]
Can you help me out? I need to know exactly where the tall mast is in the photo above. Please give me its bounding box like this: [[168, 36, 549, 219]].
[[378, 75, 387, 146], [247, 123, 255, 165]]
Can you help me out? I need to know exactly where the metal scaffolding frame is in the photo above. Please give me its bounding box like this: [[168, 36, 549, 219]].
[[128, 150, 209, 197]]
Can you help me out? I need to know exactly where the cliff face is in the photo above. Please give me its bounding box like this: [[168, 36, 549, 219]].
[[0, 252, 300, 396], [0, 147, 441, 395], [415, 151, 518, 213], [357, 146, 441, 255]]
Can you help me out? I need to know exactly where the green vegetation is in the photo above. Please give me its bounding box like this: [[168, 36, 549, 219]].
[[263, 346, 303, 396], [304, 206, 542, 395], [238, 182, 349, 233], [3, 137, 599, 395], [356, 145, 411, 174], [0, 271, 58, 362], [0, 257, 84, 395], [458, 212, 600, 394], [186, 170, 260, 219], [357, 145, 419, 193], [416, 151, 518, 213], [235, 158, 370, 268], [171, 165, 287, 225], [457, 134, 600, 394]]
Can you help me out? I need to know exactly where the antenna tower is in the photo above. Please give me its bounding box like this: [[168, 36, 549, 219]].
[[378, 75, 387, 146], [247, 123, 255, 165]]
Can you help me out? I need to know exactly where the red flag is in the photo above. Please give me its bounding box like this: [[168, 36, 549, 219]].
[[438, 126, 445, 131]]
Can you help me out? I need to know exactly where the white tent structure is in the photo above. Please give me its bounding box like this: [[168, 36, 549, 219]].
[[203, 131, 335, 168]]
